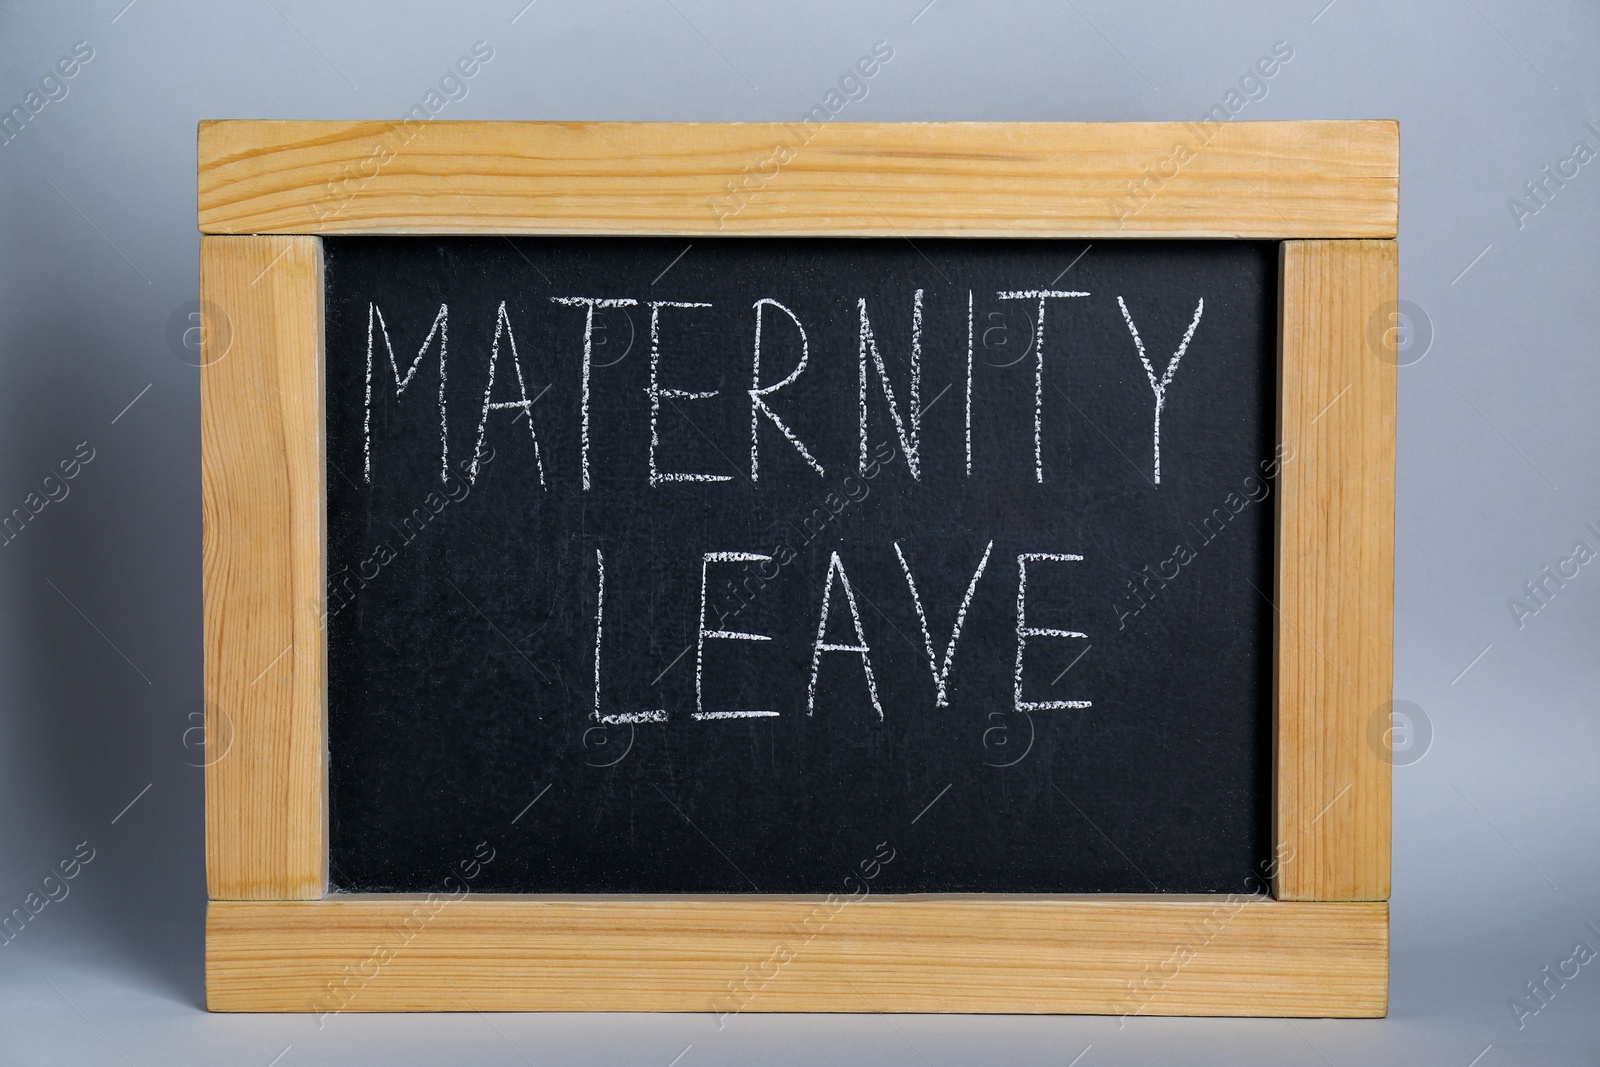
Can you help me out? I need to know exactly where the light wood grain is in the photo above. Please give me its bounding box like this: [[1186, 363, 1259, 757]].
[[202, 235, 327, 900], [197, 120, 1398, 238], [1273, 241, 1396, 901], [197, 132, 1397, 1007], [208, 896, 1387, 1016]]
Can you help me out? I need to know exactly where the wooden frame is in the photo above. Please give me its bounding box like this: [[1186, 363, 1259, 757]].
[[200, 120, 1396, 1016]]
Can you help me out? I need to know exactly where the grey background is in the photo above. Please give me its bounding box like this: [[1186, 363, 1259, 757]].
[[0, 0, 1596, 1063]]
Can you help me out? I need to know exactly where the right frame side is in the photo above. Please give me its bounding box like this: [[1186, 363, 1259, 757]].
[[1272, 238, 1397, 902]]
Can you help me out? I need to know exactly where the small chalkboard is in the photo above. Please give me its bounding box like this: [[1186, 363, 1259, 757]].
[[322, 236, 1279, 895], [200, 120, 1396, 1016]]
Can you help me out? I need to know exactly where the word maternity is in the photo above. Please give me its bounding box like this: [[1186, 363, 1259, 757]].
[[362, 285, 1209, 725]]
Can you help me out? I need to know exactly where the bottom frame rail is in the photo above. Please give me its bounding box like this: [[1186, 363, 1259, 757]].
[[207, 895, 1387, 1016]]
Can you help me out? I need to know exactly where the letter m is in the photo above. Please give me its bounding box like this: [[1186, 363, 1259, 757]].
[[366, 303, 449, 484]]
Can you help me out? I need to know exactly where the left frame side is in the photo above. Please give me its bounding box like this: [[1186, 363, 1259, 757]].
[[201, 235, 328, 900]]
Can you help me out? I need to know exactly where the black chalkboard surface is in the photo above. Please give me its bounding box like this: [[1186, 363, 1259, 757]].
[[323, 236, 1277, 895]]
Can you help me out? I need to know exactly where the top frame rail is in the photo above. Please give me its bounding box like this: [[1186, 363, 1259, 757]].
[[197, 120, 1398, 239]]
